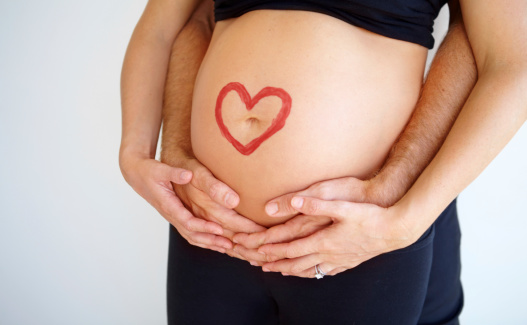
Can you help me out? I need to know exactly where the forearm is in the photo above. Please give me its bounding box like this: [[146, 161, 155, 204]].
[[160, 0, 214, 165], [401, 67, 527, 234], [119, 0, 200, 175], [370, 14, 477, 207], [399, 0, 527, 233], [120, 32, 172, 163]]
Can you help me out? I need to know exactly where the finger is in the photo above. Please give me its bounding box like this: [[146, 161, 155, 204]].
[[163, 164, 193, 185], [210, 208, 266, 234], [224, 248, 247, 261], [264, 178, 360, 217], [206, 245, 227, 254], [233, 215, 331, 249], [327, 267, 348, 276], [289, 263, 337, 278], [258, 227, 330, 259], [312, 263, 335, 278], [299, 178, 368, 202], [232, 244, 269, 263], [290, 196, 353, 219], [157, 187, 225, 236], [180, 182, 265, 234], [262, 254, 321, 276], [177, 231, 227, 253], [192, 167, 239, 208], [188, 231, 233, 250], [264, 192, 299, 217], [173, 180, 265, 238], [232, 231, 266, 249]]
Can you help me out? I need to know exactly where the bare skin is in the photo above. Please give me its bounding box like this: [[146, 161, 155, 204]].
[[157, 1, 477, 268], [232, 1, 479, 269], [120, 0, 526, 278], [253, 0, 527, 277]]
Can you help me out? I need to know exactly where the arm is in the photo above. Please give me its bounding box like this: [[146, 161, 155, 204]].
[[367, 1, 477, 207], [159, 0, 267, 260], [119, 0, 236, 252], [120, 0, 200, 161], [262, 1, 476, 215], [399, 0, 527, 235], [232, 3, 477, 258], [251, 0, 527, 277]]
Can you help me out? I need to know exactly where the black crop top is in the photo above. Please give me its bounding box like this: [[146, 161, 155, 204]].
[[214, 0, 448, 49]]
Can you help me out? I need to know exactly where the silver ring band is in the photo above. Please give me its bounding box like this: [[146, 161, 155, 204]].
[[315, 264, 326, 279]]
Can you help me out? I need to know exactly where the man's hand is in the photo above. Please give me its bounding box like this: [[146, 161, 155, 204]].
[[166, 155, 270, 263], [264, 175, 397, 217], [120, 152, 238, 254], [232, 6, 478, 271], [170, 156, 267, 236]]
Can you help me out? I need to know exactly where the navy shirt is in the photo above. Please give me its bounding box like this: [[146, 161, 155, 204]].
[[214, 0, 449, 48]]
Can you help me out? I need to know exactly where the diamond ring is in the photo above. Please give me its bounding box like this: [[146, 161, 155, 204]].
[[315, 264, 326, 279]]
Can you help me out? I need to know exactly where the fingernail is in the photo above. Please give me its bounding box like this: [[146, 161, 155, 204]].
[[180, 171, 192, 181], [262, 267, 270, 272], [250, 261, 257, 266], [265, 203, 278, 216], [225, 193, 237, 207], [258, 250, 266, 255], [282, 273, 289, 276], [232, 237, 239, 244], [232, 245, 238, 252], [291, 197, 304, 209]]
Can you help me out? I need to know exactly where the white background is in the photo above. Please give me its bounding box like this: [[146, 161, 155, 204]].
[[0, 1, 525, 324]]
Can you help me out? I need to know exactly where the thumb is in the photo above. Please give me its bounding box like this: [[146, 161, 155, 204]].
[[166, 165, 192, 185], [265, 192, 300, 218]]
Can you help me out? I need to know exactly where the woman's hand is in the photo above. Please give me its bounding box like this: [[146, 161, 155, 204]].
[[253, 196, 417, 278], [120, 152, 249, 255], [232, 176, 402, 268]]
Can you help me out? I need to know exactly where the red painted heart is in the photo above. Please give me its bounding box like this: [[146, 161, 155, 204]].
[[215, 82, 292, 155]]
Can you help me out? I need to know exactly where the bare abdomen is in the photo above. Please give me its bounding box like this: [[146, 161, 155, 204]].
[[190, 10, 427, 227]]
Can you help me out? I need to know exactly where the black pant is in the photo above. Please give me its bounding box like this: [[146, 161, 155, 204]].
[[167, 200, 463, 325]]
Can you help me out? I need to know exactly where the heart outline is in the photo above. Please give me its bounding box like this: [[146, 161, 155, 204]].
[[215, 82, 292, 155]]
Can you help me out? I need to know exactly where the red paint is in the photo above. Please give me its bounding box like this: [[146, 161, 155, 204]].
[[215, 82, 292, 155]]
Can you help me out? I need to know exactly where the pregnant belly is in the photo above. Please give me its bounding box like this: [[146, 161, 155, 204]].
[[190, 10, 427, 227]]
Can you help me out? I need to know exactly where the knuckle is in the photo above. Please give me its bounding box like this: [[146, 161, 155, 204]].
[[291, 265, 304, 274], [208, 182, 222, 200], [183, 219, 195, 232], [278, 197, 294, 213], [190, 166, 205, 181], [305, 200, 320, 215], [285, 247, 297, 259], [265, 255, 277, 262], [314, 183, 330, 198], [157, 202, 168, 215], [319, 239, 333, 253], [186, 237, 197, 246]]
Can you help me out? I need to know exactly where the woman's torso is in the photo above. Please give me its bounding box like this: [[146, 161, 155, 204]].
[[191, 10, 427, 227]]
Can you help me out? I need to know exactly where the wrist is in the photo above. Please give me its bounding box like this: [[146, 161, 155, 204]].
[[159, 145, 195, 167], [392, 191, 436, 244], [118, 146, 152, 184], [389, 200, 423, 246], [366, 168, 408, 208]]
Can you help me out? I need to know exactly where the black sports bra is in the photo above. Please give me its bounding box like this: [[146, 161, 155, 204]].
[[214, 0, 448, 49]]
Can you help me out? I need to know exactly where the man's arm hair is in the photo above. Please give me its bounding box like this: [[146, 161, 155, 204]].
[[158, 0, 478, 208], [368, 1, 478, 207], [160, 0, 214, 164]]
